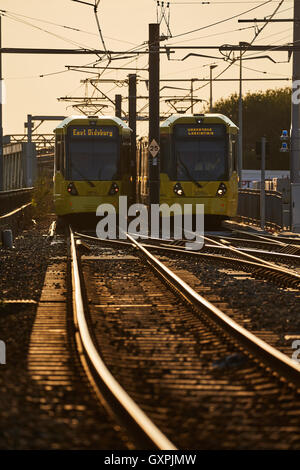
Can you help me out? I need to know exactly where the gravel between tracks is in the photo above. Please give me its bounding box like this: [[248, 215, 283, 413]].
[[160, 252, 300, 358], [82, 248, 300, 450], [83, 240, 300, 356], [0, 215, 127, 450]]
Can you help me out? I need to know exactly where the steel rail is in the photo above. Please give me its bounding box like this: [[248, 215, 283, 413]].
[[203, 234, 299, 275], [69, 227, 176, 450], [205, 234, 288, 248], [0, 202, 32, 220], [177, 229, 294, 274], [203, 244, 300, 264], [203, 233, 300, 259], [47, 221, 56, 239], [233, 229, 300, 246], [125, 233, 300, 388], [0, 187, 34, 196], [153, 243, 300, 286], [139, 234, 300, 262], [74, 231, 300, 287], [75, 230, 131, 247]]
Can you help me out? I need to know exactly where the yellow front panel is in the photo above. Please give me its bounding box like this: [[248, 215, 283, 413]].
[[54, 173, 122, 215], [159, 172, 238, 216]]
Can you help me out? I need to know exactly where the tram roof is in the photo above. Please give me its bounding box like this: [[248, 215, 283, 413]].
[[54, 115, 131, 131], [160, 113, 238, 132]]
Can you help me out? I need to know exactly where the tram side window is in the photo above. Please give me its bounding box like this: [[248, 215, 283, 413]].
[[228, 135, 233, 175], [55, 136, 65, 175], [231, 135, 237, 172], [160, 135, 171, 174], [121, 134, 131, 174], [55, 138, 61, 172]]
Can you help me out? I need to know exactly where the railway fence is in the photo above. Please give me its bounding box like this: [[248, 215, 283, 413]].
[[0, 140, 54, 219], [0, 142, 35, 219], [3, 142, 36, 190], [0, 188, 34, 216], [237, 188, 287, 231]]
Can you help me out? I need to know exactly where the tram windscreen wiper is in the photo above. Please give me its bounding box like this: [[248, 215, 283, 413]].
[[178, 156, 202, 188], [71, 160, 95, 187]]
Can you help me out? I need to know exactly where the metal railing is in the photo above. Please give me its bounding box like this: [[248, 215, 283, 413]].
[[2, 142, 37, 190], [3, 143, 24, 190], [237, 189, 284, 231], [0, 188, 34, 216]]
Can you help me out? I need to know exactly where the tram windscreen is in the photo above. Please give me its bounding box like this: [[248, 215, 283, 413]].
[[67, 126, 119, 181], [174, 124, 227, 181]]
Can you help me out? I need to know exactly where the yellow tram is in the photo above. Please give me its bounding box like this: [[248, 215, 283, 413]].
[[53, 115, 132, 220], [136, 113, 239, 226]]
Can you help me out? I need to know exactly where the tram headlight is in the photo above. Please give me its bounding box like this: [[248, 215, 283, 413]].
[[173, 182, 185, 197], [67, 182, 78, 195], [108, 182, 119, 195], [216, 182, 227, 197]]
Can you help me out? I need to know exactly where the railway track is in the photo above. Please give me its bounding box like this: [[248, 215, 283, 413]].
[[232, 229, 300, 247], [70, 227, 300, 449], [76, 231, 300, 289], [150, 229, 300, 269], [206, 230, 300, 257], [70, 227, 176, 450], [197, 234, 300, 271], [147, 231, 300, 280]]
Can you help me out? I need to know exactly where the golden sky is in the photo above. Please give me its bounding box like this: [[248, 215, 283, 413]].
[[0, 0, 293, 135]]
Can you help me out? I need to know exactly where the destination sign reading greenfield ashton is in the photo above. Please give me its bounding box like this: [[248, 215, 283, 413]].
[[69, 126, 117, 138], [175, 124, 225, 138]]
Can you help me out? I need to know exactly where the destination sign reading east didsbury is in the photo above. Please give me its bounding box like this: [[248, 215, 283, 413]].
[[71, 127, 115, 138]]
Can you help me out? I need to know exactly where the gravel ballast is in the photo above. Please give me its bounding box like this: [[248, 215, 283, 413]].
[[0, 214, 128, 450]]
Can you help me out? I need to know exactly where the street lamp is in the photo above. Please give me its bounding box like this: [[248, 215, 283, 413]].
[[238, 42, 250, 189], [237, 43, 274, 189]]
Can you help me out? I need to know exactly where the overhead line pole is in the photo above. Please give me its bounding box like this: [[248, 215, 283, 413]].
[[209, 65, 217, 112], [149, 23, 160, 206], [238, 44, 243, 189], [115, 94, 122, 118], [291, 0, 300, 186], [128, 74, 137, 203], [0, 15, 3, 191], [190, 78, 196, 113], [291, 0, 300, 232]]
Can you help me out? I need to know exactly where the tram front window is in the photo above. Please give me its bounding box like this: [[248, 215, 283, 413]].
[[68, 139, 119, 181], [175, 139, 227, 181]]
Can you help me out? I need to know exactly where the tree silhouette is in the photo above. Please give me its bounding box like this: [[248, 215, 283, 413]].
[[211, 88, 291, 170]]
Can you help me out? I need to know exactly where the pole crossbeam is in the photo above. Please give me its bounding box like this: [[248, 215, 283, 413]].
[[238, 19, 298, 23], [0, 48, 169, 55], [140, 78, 290, 82], [0, 45, 298, 54], [163, 45, 299, 52]]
